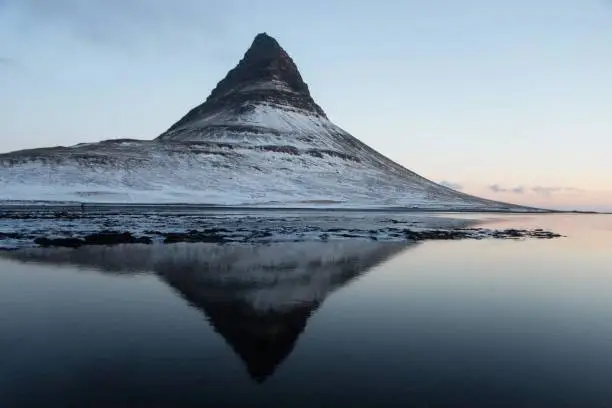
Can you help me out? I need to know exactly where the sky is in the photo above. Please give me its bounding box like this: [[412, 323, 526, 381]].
[[0, 0, 611, 211]]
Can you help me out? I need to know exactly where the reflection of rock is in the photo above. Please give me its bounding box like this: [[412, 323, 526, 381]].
[[1, 241, 411, 382]]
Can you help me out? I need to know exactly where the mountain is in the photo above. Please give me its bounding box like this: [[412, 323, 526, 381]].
[[0, 33, 530, 210]]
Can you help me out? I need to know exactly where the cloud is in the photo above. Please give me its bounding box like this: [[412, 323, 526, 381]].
[[439, 180, 464, 190], [488, 184, 585, 195], [531, 186, 561, 196], [488, 184, 525, 194], [0, 56, 20, 70], [531, 186, 585, 196]]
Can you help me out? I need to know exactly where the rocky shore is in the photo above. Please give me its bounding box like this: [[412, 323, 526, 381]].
[[0, 208, 561, 250]]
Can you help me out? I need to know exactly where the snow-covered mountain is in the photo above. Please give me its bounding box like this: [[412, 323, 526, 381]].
[[0, 33, 529, 210]]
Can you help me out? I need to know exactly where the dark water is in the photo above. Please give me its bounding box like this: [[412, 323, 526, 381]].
[[1, 214, 611, 408]]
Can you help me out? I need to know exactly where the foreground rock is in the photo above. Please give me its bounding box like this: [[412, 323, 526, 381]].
[[22, 227, 562, 248], [34, 231, 152, 248], [0, 209, 563, 250], [162, 229, 228, 244]]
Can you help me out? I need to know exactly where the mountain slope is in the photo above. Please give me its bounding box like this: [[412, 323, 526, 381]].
[[0, 33, 531, 210]]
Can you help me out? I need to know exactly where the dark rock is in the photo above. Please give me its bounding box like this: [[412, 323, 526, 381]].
[[163, 233, 187, 244], [339, 233, 362, 238], [259, 145, 300, 155], [34, 237, 85, 248], [504, 229, 523, 238], [306, 150, 323, 158], [83, 231, 140, 245], [317, 149, 360, 162], [32, 231, 153, 248], [403, 228, 470, 241], [245, 230, 273, 241], [134, 236, 153, 244], [163, 230, 226, 244], [0, 232, 21, 239], [529, 230, 562, 239]]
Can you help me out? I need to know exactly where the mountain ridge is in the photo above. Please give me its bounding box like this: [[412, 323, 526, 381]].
[[0, 33, 537, 210]]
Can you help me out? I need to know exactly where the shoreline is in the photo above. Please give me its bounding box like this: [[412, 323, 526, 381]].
[[0, 209, 563, 251], [0, 202, 558, 214]]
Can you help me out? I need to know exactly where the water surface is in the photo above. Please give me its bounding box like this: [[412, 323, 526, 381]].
[[1, 214, 611, 407]]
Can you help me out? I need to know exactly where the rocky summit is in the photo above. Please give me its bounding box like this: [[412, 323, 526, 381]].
[[0, 33, 534, 210], [160, 32, 326, 136]]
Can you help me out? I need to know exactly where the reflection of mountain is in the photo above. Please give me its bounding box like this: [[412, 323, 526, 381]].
[[2, 241, 411, 381]]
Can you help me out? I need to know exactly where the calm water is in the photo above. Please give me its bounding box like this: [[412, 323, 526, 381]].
[[1, 214, 611, 408]]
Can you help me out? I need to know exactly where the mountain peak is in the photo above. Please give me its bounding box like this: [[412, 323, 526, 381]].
[[163, 33, 325, 133], [250, 32, 282, 53], [213, 32, 308, 97]]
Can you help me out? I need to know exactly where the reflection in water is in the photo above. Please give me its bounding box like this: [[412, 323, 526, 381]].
[[3, 241, 412, 382]]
